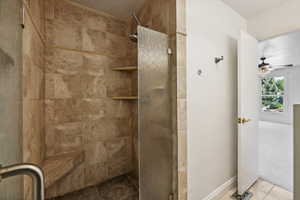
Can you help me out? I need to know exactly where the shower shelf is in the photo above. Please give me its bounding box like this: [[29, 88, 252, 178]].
[[42, 151, 84, 188], [112, 66, 137, 71], [112, 96, 138, 100]]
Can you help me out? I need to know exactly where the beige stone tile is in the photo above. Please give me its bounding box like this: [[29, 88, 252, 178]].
[[45, 0, 55, 20], [178, 171, 188, 200], [177, 33, 187, 67], [84, 163, 109, 187], [219, 187, 237, 200], [83, 12, 107, 32], [24, 0, 45, 37], [81, 28, 128, 57], [23, 100, 44, 164], [23, 10, 44, 68], [105, 17, 128, 37], [265, 186, 293, 200], [105, 100, 132, 119], [84, 141, 107, 165], [178, 132, 187, 171], [86, 119, 132, 142], [55, 164, 85, 197], [45, 99, 83, 123], [80, 99, 106, 120], [105, 137, 133, 177], [23, 57, 44, 100], [82, 54, 107, 76], [251, 179, 274, 194], [45, 48, 83, 75], [176, 0, 187, 34], [45, 122, 84, 156], [178, 98, 187, 132], [81, 74, 107, 98], [45, 73, 81, 99], [53, 0, 85, 25], [249, 187, 269, 200], [51, 19, 83, 50]]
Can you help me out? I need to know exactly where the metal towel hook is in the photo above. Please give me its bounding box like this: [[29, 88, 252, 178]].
[[215, 56, 224, 64]]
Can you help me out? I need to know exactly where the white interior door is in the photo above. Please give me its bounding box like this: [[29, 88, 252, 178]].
[[238, 30, 260, 195]]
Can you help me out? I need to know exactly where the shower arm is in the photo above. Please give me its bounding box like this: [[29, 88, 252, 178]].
[[0, 163, 44, 200], [132, 12, 142, 26]]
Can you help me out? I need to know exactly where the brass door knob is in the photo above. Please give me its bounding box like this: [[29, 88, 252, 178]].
[[242, 118, 251, 123], [238, 118, 251, 124]]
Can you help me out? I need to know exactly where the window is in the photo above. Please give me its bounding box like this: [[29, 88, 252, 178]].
[[261, 76, 285, 113]]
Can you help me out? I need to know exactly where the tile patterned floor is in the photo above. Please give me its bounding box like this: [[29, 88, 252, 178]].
[[220, 179, 293, 200], [49, 175, 138, 200], [49, 177, 292, 200]]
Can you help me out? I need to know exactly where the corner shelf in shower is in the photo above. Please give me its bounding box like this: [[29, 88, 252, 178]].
[[112, 66, 138, 71], [42, 151, 85, 188], [112, 96, 138, 100]]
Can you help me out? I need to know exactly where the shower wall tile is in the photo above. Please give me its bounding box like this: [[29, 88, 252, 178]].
[[23, 100, 44, 164], [23, 0, 45, 40], [176, 0, 187, 35], [178, 170, 188, 200], [22, 1, 46, 166], [84, 163, 109, 187], [22, 1, 46, 200], [86, 119, 132, 142], [45, 122, 84, 156], [46, 164, 86, 198], [136, 0, 173, 35], [50, 19, 83, 50], [175, 0, 188, 198], [45, 0, 136, 197], [178, 99, 187, 132]]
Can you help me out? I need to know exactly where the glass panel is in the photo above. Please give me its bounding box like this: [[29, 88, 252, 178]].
[[261, 76, 285, 112], [138, 26, 173, 200], [0, 0, 23, 198]]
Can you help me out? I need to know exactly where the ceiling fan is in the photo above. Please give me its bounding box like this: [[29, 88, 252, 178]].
[[258, 57, 294, 74]]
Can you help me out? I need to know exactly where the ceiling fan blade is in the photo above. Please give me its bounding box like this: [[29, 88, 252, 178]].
[[271, 64, 294, 67]]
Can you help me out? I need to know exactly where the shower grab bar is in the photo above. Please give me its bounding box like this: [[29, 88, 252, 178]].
[[0, 163, 44, 200]]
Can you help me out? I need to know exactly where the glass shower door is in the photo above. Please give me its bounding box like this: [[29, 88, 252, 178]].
[[138, 26, 173, 200], [0, 0, 23, 199]]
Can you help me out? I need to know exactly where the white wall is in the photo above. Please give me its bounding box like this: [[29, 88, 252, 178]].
[[258, 67, 300, 192], [258, 121, 293, 191], [187, 0, 246, 199], [248, 0, 300, 41], [257, 32, 300, 192]]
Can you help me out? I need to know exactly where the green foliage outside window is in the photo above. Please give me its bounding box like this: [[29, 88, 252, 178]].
[[261, 77, 285, 112]]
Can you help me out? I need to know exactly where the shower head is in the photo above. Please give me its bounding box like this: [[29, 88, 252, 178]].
[[129, 33, 138, 43], [129, 12, 141, 43]]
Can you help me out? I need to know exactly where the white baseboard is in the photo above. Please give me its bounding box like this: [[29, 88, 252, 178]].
[[202, 177, 237, 200]]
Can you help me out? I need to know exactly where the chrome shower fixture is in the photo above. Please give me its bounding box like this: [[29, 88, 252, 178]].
[[129, 12, 142, 43], [129, 33, 138, 42], [132, 11, 142, 26], [215, 56, 224, 64]]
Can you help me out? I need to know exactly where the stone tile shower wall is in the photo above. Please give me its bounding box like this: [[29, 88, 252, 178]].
[[44, 0, 137, 197], [22, 0, 46, 199]]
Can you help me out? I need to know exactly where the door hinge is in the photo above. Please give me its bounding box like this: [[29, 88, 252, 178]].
[[167, 48, 172, 55]]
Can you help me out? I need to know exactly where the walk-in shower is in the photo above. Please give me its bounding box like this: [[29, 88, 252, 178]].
[[0, 0, 180, 199]]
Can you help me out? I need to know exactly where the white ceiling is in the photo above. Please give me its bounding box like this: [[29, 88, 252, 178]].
[[72, 0, 146, 19], [222, 0, 288, 19], [259, 31, 300, 66]]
